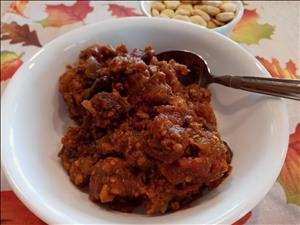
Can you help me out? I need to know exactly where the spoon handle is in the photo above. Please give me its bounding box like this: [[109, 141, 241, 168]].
[[213, 75, 300, 100]]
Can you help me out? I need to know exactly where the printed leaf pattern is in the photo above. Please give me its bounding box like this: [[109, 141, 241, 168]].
[[108, 4, 142, 17], [258, 56, 299, 206], [256, 56, 299, 79], [278, 124, 300, 205], [1, 191, 46, 225], [1, 51, 23, 82], [231, 9, 275, 45], [232, 212, 252, 225], [8, 1, 28, 18], [0, 0, 299, 223], [1, 22, 42, 47], [38, 0, 93, 28]]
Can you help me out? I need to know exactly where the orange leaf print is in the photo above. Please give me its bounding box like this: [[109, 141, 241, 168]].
[[108, 4, 142, 18], [256, 56, 299, 79], [1, 22, 42, 47], [234, 9, 258, 29], [1, 191, 46, 225], [232, 212, 252, 225], [1, 51, 23, 82], [286, 60, 297, 76], [278, 124, 300, 205], [8, 1, 28, 18], [38, 0, 93, 28]]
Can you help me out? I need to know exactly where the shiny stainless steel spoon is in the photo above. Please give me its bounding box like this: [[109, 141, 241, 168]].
[[156, 50, 300, 100]]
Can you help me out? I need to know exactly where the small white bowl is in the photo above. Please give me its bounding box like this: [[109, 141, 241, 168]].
[[1, 17, 288, 224], [140, 1, 244, 36]]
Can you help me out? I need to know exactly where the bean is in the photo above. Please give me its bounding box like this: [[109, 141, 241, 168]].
[[190, 15, 207, 27], [216, 12, 235, 22]]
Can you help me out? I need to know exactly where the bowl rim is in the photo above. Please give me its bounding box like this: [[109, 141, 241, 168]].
[[139, 0, 244, 32], [1, 17, 288, 225]]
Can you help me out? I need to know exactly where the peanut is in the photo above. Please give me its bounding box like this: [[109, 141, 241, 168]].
[[161, 9, 175, 18], [164, 1, 181, 10], [194, 4, 206, 10], [159, 13, 170, 18], [199, 5, 220, 16], [202, 1, 222, 7], [152, 8, 160, 16], [190, 15, 207, 27], [216, 12, 235, 22], [151, 1, 166, 11], [191, 9, 211, 21], [177, 4, 193, 11], [220, 2, 237, 12], [207, 20, 217, 28], [181, 0, 201, 4], [173, 14, 191, 22], [212, 18, 225, 26], [175, 8, 191, 16], [176, 4, 193, 15]]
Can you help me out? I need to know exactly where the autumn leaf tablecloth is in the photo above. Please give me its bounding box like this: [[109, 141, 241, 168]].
[[1, 1, 299, 224]]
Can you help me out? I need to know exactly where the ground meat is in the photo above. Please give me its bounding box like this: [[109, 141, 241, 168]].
[[89, 158, 144, 203], [81, 92, 129, 129], [58, 44, 232, 215]]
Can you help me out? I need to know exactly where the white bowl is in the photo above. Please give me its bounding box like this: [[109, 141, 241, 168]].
[[140, 1, 244, 36], [1, 17, 288, 224]]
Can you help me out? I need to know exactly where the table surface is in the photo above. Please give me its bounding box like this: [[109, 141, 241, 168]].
[[1, 1, 300, 224]]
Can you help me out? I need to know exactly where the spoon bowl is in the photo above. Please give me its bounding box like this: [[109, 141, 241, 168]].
[[157, 50, 300, 100], [157, 50, 212, 87]]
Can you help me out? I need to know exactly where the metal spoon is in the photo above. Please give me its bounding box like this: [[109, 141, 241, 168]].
[[156, 50, 300, 101]]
